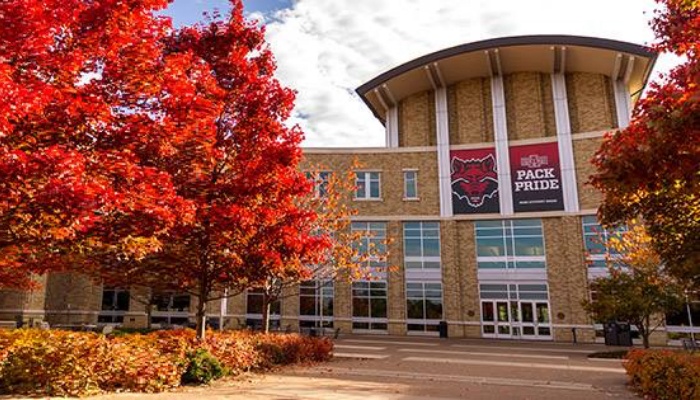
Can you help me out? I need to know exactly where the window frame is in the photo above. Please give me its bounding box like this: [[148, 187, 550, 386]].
[[406, 281, 443, 334], [354, 171, 382, 200], [403, 169, 419, 200], [475, 219, 547, 270], [403, 221, 441, 271], [299, 280, 334, 328]]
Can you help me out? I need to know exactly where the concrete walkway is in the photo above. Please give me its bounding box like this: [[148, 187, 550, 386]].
[[3, 335, 637, 399]]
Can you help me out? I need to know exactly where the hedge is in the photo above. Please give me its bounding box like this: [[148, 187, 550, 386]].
[[625, 349, 700, 400], [0, 329, 333, 397]]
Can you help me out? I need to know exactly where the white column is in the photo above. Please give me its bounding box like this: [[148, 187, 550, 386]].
[[490, 76, 513, 216], [386, 107, 399, 148], [551, 73, 580, 213], [612, 80, 631, 129], [435, 87, 452, 217]]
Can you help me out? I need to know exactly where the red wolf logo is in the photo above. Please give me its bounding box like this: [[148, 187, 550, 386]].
[[451, 154, 498, 208]]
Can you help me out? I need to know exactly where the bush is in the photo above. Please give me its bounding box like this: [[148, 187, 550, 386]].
[[625, 349, 700, 400], [182, 348, 224, 385], [0, 329, 333, 396]]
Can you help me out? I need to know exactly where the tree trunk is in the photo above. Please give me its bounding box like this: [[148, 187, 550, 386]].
[[641, 316, 651, 349], [196, 289, 207, 340], [261, 293, 270, 333]]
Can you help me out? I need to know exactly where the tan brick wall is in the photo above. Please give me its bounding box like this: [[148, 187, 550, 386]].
[[573, 137, 604, 209], [281, 285, 300, 331], [504, 72, 557, 140], [0, 275, 47, 322], [44, 273, 102, 325], [566, 73, 618, 134], [398, 90, 435, 147], [303, 151, 439, 216], [334, 280, 352, 333], [447, 78, 494, 145], [456, 221, 480, 338], [544, 216, 592, 342], [387, 220, 406, 335]]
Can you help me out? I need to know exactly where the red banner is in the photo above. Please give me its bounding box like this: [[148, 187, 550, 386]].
[[450, 148, 500, 214], [509, 142, 564, 212]]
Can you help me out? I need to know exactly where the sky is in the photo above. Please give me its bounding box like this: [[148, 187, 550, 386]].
[[165, 0, 679, 148]]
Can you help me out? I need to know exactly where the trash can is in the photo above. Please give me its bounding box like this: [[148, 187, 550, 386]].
[[438, 321, 448, 338], [604, 322, 619, 346], [617, 323, 632, 346]]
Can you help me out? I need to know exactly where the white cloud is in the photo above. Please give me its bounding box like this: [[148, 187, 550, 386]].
[[261, 0, 677, 148]]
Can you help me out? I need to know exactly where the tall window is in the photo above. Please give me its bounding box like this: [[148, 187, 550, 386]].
[[352, 281, 388, 331], [306, 171, 331, 198], [299, 280, 334, 328], [406, 282, 443, 333], [404, 222, 440, 270], [246, 289, 281, 329], [351, 222, 387, 271], [98, 288, 129, 323], [582, 215, 628, 268], [403, 170, 418, 199], [355, 171, 381, 199], [150, 293, 190, 326], [475, 219, 546, 269]]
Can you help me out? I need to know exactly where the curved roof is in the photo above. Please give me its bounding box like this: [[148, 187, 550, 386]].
[[357, 35, 657, 123]]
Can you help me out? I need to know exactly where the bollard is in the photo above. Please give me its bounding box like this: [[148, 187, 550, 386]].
[[571, 327, 577, 344]]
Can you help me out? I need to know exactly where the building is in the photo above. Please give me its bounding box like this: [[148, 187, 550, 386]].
[[1, 35, 697, 343]]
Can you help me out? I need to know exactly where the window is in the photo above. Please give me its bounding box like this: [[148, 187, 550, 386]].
[[151, 293, 190, 326], [406, 282, 443, 333], [403, 222, 440, 270], [352, 281, 388, 331], [306, 171, 331, 198], [475, 219, 546, 269], [403, 170, 418, 199], [582, 215, 628, 268], [355, 171, 381, 199], [299, 280, 334, 328], [245, 289, 281, 330], [351, 222, 387, 272], [98, 288, 129, 323]]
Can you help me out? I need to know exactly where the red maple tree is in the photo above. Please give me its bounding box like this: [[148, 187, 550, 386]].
[[0, 0, 189, 289], [591, 0, 700, 286], [1, 0, 332, 339]]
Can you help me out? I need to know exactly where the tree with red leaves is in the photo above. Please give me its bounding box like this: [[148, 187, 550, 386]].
[[1, 0, 332, 339], [0, 0, 189, 289], [591, 0, 700, 287]]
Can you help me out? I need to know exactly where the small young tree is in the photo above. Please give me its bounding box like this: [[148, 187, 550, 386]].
[[583, 223, 684, 348], [245, 162, 392, 333]]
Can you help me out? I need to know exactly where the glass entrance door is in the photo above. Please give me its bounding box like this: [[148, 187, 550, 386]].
[[481, 300, 552, 340]]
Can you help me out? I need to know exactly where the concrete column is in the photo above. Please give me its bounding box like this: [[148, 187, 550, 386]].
[[386, 107, 399, 148], [490, 76, 514, 215], [551, 73, 580, 212], [434, 87, 453, 217]]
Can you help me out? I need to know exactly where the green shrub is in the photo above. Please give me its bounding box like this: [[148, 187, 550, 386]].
[[625, 349, 700, 400], [182, 348, 224, 385]]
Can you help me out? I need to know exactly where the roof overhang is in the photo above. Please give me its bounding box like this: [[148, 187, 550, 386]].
[[356, 35, 657, 124]]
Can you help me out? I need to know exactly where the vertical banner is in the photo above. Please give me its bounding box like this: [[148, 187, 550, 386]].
[[509, 142, 564, 212], [450, 148, 500, 214]]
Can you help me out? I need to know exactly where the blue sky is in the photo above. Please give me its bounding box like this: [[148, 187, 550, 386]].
[[165, 0, 292, 26]]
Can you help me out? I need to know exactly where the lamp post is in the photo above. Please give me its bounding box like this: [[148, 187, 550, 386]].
[[685, 290, 696, 344]]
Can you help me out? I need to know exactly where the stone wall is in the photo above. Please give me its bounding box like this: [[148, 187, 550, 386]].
[[573, 137, 604, 209], [503, 72, 557, 140], [398, 90, 436, 147], [566, 72, 618, 134]]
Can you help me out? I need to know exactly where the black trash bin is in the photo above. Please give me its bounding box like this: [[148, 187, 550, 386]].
[[604, 322, 619, 346], [438, 321, 448, 338], [617, 323, 632, 346]]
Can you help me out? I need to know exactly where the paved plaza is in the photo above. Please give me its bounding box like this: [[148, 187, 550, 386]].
[[3, 335, 636, 399]]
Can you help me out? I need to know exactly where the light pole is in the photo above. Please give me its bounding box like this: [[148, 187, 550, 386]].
[[685, 290, 696, 344]]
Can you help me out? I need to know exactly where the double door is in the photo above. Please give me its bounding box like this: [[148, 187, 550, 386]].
[[481, 300, 552, 340]]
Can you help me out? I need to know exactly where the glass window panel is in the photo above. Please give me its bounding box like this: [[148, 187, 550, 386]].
[[405, 261, 423, 269], [423, 239, 440, 257], [352, 298, 369, 318], [116, 291, 130, 311], [513, 237, 544, 256], [404, 239, 422, 257], [424, 261, 441, 269], [496, 303, 509, 322], [370, 181, 380, 198], [515, 261, 546, 269], [482, 302, 494, 321], [521, 303, 534, 322], [404, 222, 420, 231], [480, 284, 508, 292], [477, 261, 507, 269], [352, 322, 369, 330], [300, 297, 316, 316], [371, 298, 387, 318], [483, 325, 495, 334], [407, 323, 425, 331], [406, 299, 424, 319], [476, 238, 506, 257], [425, 300, 443, 320], [538, 327, 551, 336], [536, 303, 549, 323], [480, 292, 508, 299], [520, 292, 549, 300], [519, 284, 547, 292], [476, 220, 504, 229]]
